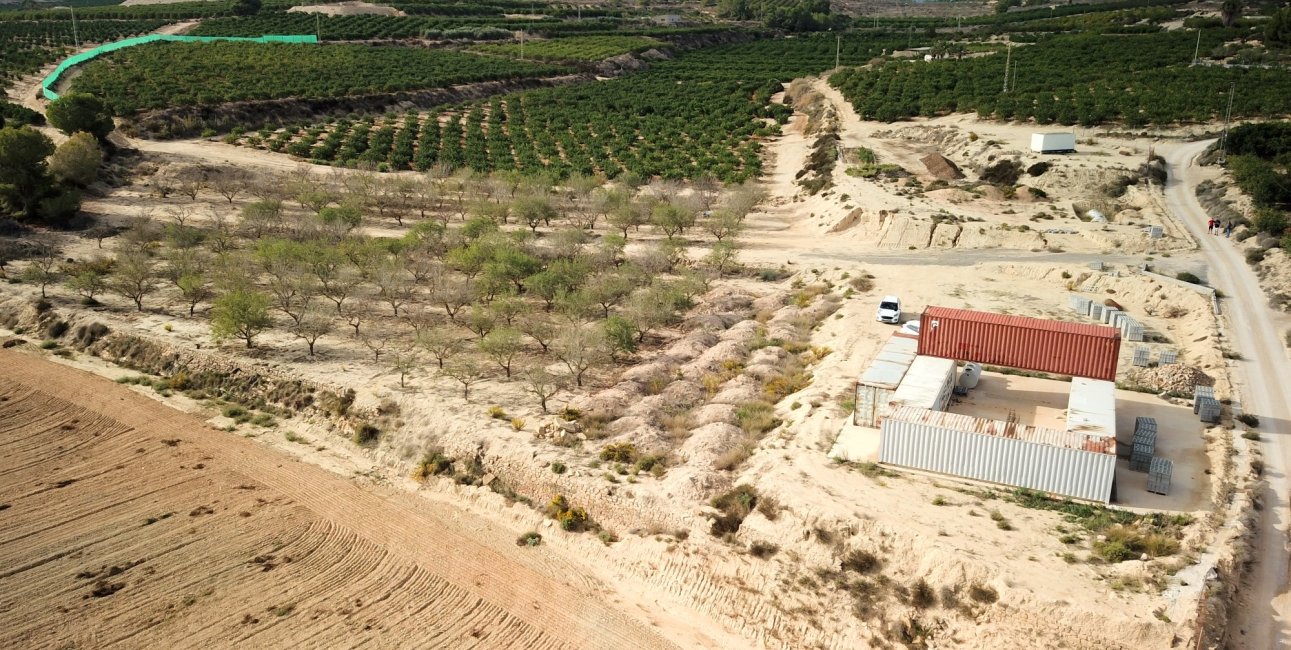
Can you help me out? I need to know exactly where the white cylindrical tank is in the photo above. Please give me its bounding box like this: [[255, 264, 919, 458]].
[[959, 362, 982, 389]]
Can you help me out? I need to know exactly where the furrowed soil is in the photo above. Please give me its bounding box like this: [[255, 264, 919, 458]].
[[0, 349, 679, 649]]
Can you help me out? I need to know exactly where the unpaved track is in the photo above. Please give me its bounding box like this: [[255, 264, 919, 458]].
[[0, 349, 677, 649], [1162, 140, 1291, 648]]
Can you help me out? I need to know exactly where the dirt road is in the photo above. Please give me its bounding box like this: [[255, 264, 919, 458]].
[[0, 349, 681, 649], [1161, 139, 1291, 648]]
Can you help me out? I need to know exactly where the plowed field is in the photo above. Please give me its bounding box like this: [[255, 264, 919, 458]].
[[0, 349, 675, 649]]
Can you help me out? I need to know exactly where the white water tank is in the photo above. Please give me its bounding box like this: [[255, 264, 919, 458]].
[[959, 362, 982, 390]]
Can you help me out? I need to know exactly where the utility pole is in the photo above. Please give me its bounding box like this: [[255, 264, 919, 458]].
[[316, 13, 321, 42], [55, 6, 78, 48], [1192, 29, 1201, 66], [1219, 82, 1235, 164], [835, 33, 840, 69], [520, 30, 525, 61], [1002, 43, 1012, 93]]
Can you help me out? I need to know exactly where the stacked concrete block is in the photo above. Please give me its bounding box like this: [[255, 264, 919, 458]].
[[1158, 349, 1178, 365], [1102, 307, 1120, 325], [1187, 390, 1208, 413], [1133, 346, 1150, 367], [1147, 457, 1173, 495], [1069, 295, 1093, 315], [1130, 417, 1157, 472], [1088, 303, 1104, 320], [1198, 397, 1221, 424]]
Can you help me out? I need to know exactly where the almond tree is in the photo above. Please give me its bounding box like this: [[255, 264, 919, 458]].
[[478, 327, 522, 378], [211, 288, 272, 348], [292, 306, 333, 357], [108, 247, 159, 312], [521, 365, 565, 413], [442, 356, 488, 400], [552, 325, 609, 387], [417, 327, 464, 369]]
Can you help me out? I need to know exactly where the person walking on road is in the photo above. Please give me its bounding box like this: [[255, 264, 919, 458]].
[[1225, 222, 1234, 237], [1208, 219, 1215, 233]]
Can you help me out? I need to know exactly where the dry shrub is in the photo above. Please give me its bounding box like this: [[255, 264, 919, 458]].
[[709, 485, 759, 537], [848, 274, 875, 292], [1162, 305, 1188, 319], [756, 493, 780, 520], [968, 583, 998, 604], [642, 371, 672, 396], [735, 401, 779, 436], [659, 408, 694, 442], [713, 442, 755, 472], [841, 548, 880, 574], [599, 442, 638, 463], [749, 541, 779, 559], [412, 448, 453, 481], [910, 579, 937, 609], [763, 369, 810, 402]]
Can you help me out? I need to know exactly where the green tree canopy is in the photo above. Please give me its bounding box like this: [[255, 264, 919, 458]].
[[0, 126, 55, 219], [48, 132, 104, 187], [46, 93, 115, 141]]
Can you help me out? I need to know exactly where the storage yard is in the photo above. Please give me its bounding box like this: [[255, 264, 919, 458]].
[[835, 307, 1209, 508]]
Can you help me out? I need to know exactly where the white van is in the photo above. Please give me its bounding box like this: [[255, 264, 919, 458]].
[[876, 296, 902, 324]]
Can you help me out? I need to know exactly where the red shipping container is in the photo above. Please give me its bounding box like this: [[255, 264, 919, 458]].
[[917, 307, 1121, 381]]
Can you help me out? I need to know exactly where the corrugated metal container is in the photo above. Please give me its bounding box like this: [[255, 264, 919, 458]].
[[918, 307, 1121, 381], [879, 407, 1116, 503], [887, 356, 957, 414], [1066, 378, 1117, 439], [854, 336, 919, 426]]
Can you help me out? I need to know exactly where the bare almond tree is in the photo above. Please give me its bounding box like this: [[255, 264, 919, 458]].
[[442, 356, 488, 400], [552, 325, 610, 387], [210, 168, 250, 204], [292, 306, 333, 357], [521, 365, 565, 413]]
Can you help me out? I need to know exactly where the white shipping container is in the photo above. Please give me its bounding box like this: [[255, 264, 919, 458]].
[[854, 336, 918, 426], [1030, 132, 1077, 153], [879, 407, 1116, 503], [888, 356, 957, 414], [1067, 377, 1117, 439]]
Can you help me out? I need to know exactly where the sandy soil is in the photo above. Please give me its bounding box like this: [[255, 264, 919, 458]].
[[0, 348, 719, 649], [287, 2, 405, 17]]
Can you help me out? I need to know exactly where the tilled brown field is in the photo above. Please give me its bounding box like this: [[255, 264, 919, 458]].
[[0, 350, 675, 649]]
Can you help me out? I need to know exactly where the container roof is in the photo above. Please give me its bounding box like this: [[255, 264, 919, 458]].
[[886, 406, 1115, 455], [859, 335, 919, 389], [1066, 377, 1117, 439], [922, 306, 1120, 340], [889, 356, 957, 410]]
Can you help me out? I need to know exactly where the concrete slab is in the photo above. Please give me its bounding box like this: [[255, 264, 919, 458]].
[[946, 371, 1071, 430], [1112, 390, 1210, 512], [830, 421, 880, 463]]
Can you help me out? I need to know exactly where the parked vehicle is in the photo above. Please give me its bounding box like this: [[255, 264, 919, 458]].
[[876, 296, 902, 324], [900, 320, 921, 336]]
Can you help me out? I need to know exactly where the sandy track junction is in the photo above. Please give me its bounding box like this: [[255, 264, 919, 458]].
[[0, 349, 679, 649]]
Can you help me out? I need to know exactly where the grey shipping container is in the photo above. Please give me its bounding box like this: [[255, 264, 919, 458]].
[[879, 412, 1116, 503]]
